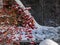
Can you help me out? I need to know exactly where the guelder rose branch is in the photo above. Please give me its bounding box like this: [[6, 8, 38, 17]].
[[0, 0, 40, 45]]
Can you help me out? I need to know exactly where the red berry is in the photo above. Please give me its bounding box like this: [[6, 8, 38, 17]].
[[0, 38, 2, 42]]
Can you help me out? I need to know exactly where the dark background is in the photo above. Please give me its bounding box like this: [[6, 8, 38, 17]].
[[21, 0, 60, 27]]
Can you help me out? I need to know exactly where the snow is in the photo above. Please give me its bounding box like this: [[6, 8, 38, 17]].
[[39, 39, 58, 45], [32, 26, 59, 41]]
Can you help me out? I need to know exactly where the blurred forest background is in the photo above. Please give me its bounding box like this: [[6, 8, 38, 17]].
[[21, 0, 60, 27]]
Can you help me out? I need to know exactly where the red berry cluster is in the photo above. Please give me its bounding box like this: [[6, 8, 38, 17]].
[[2, 0, 35, 29], [0, 25, 35, 45], [0, 0, 37, 45]]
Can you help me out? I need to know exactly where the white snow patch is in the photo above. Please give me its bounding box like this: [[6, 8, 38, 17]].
[[39, 39, 59, 45]]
